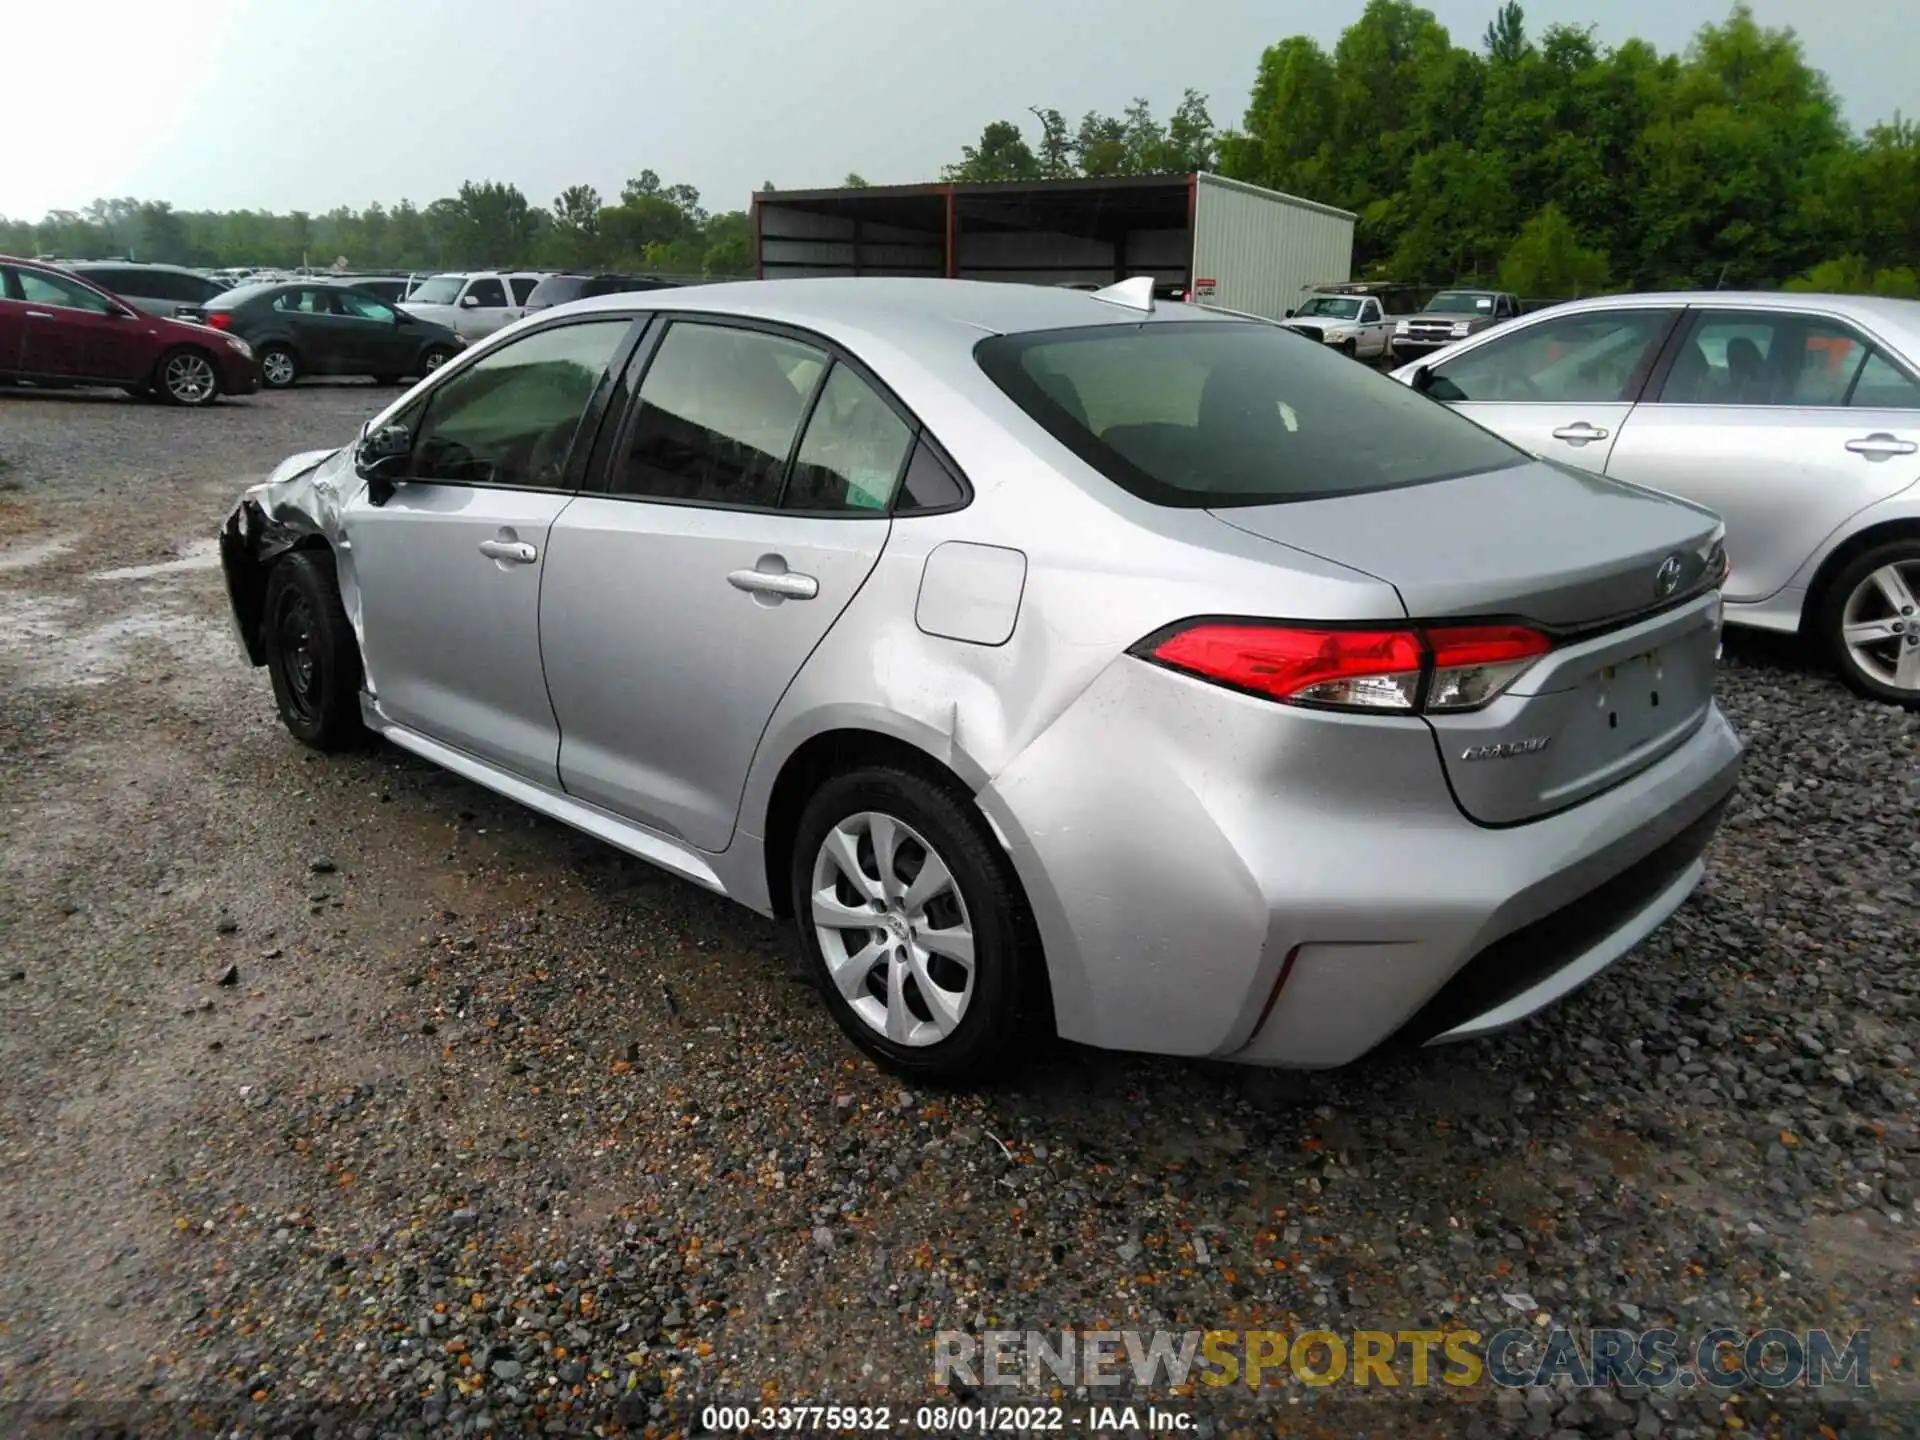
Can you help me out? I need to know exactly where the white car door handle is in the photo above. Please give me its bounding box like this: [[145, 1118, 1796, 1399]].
[[478, 539, 537, 564], [24, 310, 53, 319], [1551, 422, 1609, 443], [728, 567, 818, 600], [1846, 433, 1917, 460]]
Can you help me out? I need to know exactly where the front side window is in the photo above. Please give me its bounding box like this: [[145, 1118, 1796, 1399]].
[[18, 269, 113, 313], [408, 319, 631, 490], [614, 322, 827, 506], [408, 276, 464, 306], [1360, 300, 1382, 323], [1657, 310, 1899, 408], [976, 319, 1523, 508], [1427, 309, 1674, 405], [464, 278, 508, 307], [783, 363, 914, 512], [335, 289, 396, 323]]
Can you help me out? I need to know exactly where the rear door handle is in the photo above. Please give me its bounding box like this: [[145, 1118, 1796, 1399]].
[[728, 564, 818, 600], [1551, 422, 1609, 443], [1846, 433, 1917, 460], [478, 539, 537, 564]]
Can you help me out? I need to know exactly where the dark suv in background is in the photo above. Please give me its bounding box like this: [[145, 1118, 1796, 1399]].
[[1391, 287, 1523, 359], [66, 262, 228, 319], [521, 273, 680, 315]]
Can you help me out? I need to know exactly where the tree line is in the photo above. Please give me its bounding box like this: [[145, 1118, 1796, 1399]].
[[2, 2, 1913, 298], [0, 172, 757, 278], [942, 0, 1917, 298]]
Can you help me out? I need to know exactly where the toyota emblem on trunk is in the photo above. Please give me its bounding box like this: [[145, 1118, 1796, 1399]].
[[1655, 555, 1684, 598]]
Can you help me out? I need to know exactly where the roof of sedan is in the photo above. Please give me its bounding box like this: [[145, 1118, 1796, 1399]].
[[1542, 288, 1920, 330], [558, 277, 1239, 340]]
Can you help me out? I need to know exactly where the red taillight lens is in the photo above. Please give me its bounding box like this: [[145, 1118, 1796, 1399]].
[[1139, 621, 1551, 713], [204, 312, 232, 330], [1146, 624, 1427, 710]]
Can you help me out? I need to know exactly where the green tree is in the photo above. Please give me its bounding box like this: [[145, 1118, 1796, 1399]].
[[1498, 202, 1610, 296], [549, 184, 603, 267], [1029, 107, 1074, 178], [943, 120, 1041, 182], [1783, 255, 1920, 298], [841, 173, 870, 188]]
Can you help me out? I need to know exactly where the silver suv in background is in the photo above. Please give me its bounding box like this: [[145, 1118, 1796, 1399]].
[[219, 277, 1740, 1083], [1391, 292, 1920, 707], [66, 261, 228, 319], [398, 270, 549, 340]]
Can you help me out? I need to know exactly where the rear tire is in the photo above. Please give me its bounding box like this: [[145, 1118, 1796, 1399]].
[[259, 344, 299, 389], [262, 550, 366, 750], [788, 765, 1044, 1084], [156, 348, 220, 407], [1817, 538, 1920, 709]]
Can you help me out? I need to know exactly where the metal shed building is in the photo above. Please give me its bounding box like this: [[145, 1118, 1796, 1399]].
[[751, 173, 1357, 321]]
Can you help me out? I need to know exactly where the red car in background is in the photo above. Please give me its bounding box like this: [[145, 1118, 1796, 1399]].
[[0, 256, 260, 406]]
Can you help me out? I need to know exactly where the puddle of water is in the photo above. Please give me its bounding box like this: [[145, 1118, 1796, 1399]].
[[0, 590, 236, 688], [0, 535, 79, 573], [88, 538, 220, 583]]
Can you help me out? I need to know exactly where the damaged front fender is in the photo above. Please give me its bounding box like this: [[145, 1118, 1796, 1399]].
[[218, 446, 351, 666]]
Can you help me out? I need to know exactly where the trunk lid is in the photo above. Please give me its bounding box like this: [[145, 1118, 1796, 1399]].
[[1211, 459, 1727, 824]]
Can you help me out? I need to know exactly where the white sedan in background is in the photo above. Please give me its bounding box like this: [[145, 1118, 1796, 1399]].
[[1392, 292, 1920, 707]]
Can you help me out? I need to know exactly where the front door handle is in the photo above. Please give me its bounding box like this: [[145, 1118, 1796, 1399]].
[[1846, 433, 1917, 461], [728, 563, 818, 601], [1551, 422, 1609, 444], [478, 539, 537, 564], [23, 310, 53, 319]]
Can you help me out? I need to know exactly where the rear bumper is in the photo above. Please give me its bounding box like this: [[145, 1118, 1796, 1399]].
[[978, 657, 1743, 1067]]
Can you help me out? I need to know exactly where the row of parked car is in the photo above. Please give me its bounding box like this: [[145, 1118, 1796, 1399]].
[[0, 258, 690, 403]]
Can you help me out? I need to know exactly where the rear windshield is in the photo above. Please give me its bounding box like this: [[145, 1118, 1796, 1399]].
[[974, 320, 1523, 508]]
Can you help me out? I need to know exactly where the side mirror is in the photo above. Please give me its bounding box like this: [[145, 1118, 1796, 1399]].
[[1283, 308, 1295, 318], [459, 294, 481, 308], [1411, 365, 1435, 394]]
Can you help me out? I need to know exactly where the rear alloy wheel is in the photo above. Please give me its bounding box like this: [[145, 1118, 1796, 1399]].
[[157, 348, 219, 407], [262, 551, 366, 749], [790, 766, 1042, 1082], [1819, 539, 1920, 708], [259, 345, 299, 389]]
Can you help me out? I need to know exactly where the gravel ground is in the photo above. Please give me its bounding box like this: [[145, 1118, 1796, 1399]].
[[0, 383, 1917, 1438]]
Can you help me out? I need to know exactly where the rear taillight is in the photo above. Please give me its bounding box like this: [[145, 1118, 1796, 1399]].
[[204, 312, 232, 330], [1135, 621, 1551, 714]]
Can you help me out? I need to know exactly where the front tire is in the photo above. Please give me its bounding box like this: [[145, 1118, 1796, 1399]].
[[416, 345, 454, 379], [789, 766, 1043, 1083], [261, 551, 366, 749], [156, 348, 220, 406], [1818, 539, 1920, 708], [259, 344, 299, 389]]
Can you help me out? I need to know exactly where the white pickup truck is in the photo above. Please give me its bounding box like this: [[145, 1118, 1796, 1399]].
[[1280, 291, 1396, 362]]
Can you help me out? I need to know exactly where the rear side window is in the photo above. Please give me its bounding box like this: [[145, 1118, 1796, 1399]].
[[509, 276, 540, 304], [465, 278, 508, 307], [1656, 310, 1905, 408], [614, 322, 827, 507], [975, 320, 1522, 508], [1851, 351, 1920, 409], [782, 363, 913, 513]]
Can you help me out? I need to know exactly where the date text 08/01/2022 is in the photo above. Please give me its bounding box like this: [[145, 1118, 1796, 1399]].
[[699, 1404, 1193, 1432]]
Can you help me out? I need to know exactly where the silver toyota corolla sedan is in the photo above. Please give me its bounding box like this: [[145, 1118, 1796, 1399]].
[[1388, 292, 1920, 708], [219, 277, 1743, 1082]]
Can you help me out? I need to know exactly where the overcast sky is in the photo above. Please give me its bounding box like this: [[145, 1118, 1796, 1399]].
[[1, 0, 1905, 221]]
